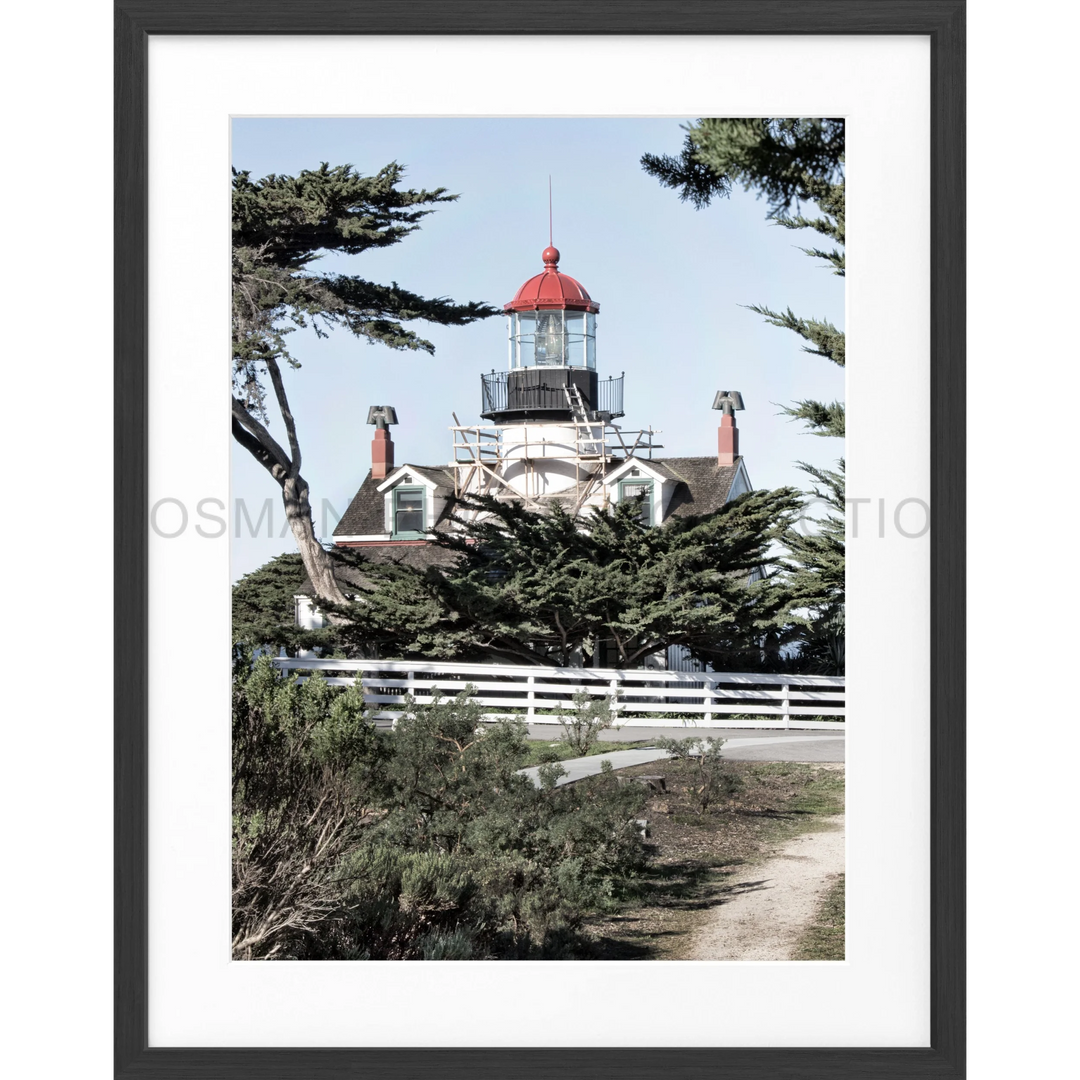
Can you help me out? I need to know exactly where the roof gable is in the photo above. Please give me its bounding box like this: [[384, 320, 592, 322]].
[[376, 464, 455, 494], [602, 458, 673, 486]]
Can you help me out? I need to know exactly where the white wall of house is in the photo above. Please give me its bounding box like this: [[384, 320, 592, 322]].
[[294, 595, 327, 631], [728, 461, 752, 499]]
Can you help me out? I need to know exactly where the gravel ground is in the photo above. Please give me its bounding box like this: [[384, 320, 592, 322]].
[[687, 817, 845, 961]]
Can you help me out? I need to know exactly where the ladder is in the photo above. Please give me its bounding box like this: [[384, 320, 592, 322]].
[[564, 384, 605, 456]]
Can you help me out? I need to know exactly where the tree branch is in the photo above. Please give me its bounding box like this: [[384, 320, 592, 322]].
[[265, 357, 302, 478], [232, 416, 287, 482], [232, 396, 292, 477]]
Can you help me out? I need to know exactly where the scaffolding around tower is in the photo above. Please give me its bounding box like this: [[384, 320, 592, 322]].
[[449, 415, 663, 519]]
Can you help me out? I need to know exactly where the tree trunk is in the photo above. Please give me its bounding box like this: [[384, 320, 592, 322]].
[[281, 476, 347, 605], [232, 388, 347, 607]]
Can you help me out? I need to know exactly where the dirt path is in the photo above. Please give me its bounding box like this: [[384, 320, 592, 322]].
[[687, 816, 845, 961]]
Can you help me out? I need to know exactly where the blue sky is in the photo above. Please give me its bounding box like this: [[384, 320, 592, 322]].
[[231, 118, 844, 581]]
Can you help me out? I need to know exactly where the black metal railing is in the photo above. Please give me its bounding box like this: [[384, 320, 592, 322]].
[[596, 374, 624, 418], [481, 370, 509, 415], [480, 370, 624, 420]]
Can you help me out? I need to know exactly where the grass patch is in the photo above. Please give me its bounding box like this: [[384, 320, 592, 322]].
[[518, 738, 655, 767], [791, 873, 845, 960], [745, 761, 845, 823]]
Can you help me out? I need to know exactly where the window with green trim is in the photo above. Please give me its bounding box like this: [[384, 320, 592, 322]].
[[392, 486, 426, 538], [618, 478, 654, 526]]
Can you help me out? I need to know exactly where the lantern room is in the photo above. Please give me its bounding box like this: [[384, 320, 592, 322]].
[[509, 308, 597, 369], [481, 245, 623, 423], [508, 245, 598, 368]]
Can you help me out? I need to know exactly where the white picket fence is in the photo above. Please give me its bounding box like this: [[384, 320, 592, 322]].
[[272, 657, 845, 730]]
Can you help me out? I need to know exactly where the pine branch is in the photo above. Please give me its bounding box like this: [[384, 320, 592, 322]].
[[795, 247, 845, 276], [744, 304, 845, 367], [640, 148, 733, 209], [780, 400, 846, 438]]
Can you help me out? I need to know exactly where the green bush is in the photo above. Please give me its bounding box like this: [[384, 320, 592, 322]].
[[558, 690, 618, 756], [231, 653, 386, 960], [654, 735, 742, 812], [232, 664, 647, 960]]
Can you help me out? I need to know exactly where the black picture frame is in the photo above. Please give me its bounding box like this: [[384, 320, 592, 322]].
[[115, 2, 965, 1076]]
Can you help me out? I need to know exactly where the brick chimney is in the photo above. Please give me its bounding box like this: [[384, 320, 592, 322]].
[[712, 390, 744, 467], [717, 413, 739, 466], [371, 426, 394, 480], [367, 405, 399, 480]]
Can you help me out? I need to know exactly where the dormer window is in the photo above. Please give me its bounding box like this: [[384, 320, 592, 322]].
[[619, 478, 654, 526], [392, 486, 426, 538]]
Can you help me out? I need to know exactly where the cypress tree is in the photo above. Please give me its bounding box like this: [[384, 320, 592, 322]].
[[231, 551, 340, 656], [782, 462, 846, 674], [644, 120, 847, 667], [232, 162, 499, 603], [642, 118, 845, 438], [336, 489, 802, 670]]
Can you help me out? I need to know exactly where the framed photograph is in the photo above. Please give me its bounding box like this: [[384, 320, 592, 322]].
[[111, 4, 972, 1075]]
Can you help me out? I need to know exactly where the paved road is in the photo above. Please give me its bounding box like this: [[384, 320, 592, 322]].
[[519, 732, 844, 787], [528, 726, 844, 760]]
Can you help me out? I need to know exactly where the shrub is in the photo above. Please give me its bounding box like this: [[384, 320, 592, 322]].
[[231, 654, 385, 960], [654, 736, 742, 812], [558, 690, 618, 756], [232, 666, 648, 960]]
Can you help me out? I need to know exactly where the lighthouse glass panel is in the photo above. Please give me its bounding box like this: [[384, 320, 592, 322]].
[[509, 312, 534, 368], [509, 310, 595, 370], [564, 312, 585, 367], [534, 311, 565, 365]]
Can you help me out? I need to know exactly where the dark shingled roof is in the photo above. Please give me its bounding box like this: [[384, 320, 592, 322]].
[[295, 544, 459, 598], [648, 456, 743, 519], [356, 543, 459, 571], [333, 465, 457, 538], [295, 559, 374, 599]]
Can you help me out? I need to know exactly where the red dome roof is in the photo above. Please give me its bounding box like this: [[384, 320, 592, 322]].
[[504, 246, 600, 313]]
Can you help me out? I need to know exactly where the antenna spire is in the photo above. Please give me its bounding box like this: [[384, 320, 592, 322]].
[[548, 175, 553, 247], [542, 181, 560, 270]]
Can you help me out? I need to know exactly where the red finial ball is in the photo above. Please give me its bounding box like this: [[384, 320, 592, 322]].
[[542, 245, 560, 268]]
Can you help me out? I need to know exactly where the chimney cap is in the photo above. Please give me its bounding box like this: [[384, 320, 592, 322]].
[[367, 405, 399, 427], [712, 390, 745, 414]]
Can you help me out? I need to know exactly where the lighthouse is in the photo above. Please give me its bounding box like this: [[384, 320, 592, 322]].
[[462, 245, 631, 507]]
